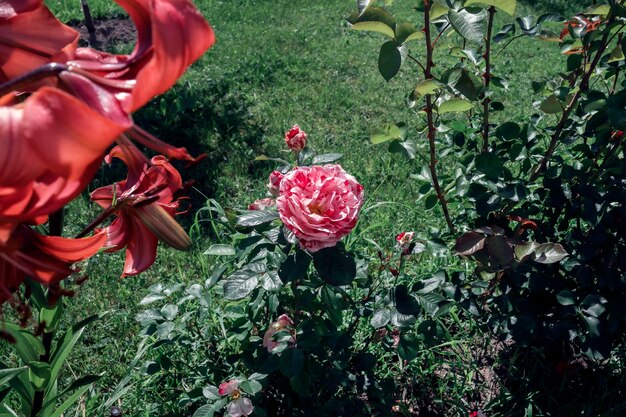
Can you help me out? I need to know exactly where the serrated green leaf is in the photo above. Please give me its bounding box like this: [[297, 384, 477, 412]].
[[278, 249, 311, 283], [438, 98, 474, 114], [424, 194, 438, 211], [539, 94, 563, 114], [388, 139, 416, 159], [356, 0, 373, 16], [371, 122, 408, 144], [395, 22, 423, 44], [532, 243, 568, 264], [160, 304, 179, 321], [203, 244, 236, 256], [556, 290, 575, 306], [455, 231, 486, 256], [262, 271, 282, 292], [415, 79, 443, 97], [431, 3, 450, 19], [464, 0, 516, 16], [378, 41, 406, 81], [581, 295, 607, 318], [397, 334, 420, 361], [609, 44, 625, 63], [370, 308, 391, 328], [139, 294, 166, 305], [321, 286, 343, 327], [449, 8, 488, 43], [224, 267, 261, 300], [394, 285, 421, 316], [240, 380, 262, 395], [236, 210, 279, 227], [514, 242, 538, 261], [312, 153, 343, 164], [347, 7, 396, 38], [475, 152, 504, 179], [312, 243, 357, 286]]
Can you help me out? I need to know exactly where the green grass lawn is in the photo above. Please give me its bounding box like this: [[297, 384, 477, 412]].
[[2, 0, 612, 415]]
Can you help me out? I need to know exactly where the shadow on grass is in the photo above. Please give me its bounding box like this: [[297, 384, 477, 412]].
[[518, 0, 591, 16], [491, 344, 626, 416], [89, 77, 269, 228]]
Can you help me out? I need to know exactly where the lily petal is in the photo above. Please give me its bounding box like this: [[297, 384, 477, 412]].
[[125, 0, 215, 111], [0, 87, 130, 227], [33, 229, 107, 262], [0, 1, 78, 83], [120, 215, 158, 277], [68, 0, 215, 113], [0, 225, 105, 303]]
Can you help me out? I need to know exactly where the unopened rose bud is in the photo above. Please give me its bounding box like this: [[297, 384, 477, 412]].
[[395, 231, 415, 254], [267, 171, 284, 197], [248, 198, 276, 211], [284, 124, 307, 152]]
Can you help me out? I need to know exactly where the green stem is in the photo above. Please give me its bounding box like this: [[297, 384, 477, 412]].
[[530, 22, 614, 182], [423, 0, 456, 234], [31, 209, 65, 417], [481, 6, 496, 152]]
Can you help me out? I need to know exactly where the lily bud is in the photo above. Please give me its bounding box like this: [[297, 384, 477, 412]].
[[135, 204, 191, 251]]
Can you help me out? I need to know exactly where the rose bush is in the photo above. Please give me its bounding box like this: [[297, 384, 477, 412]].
[[276, 164, 364, 252]]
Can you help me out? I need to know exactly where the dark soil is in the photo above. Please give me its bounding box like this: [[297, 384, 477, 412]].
[[70, 17, 136, 51]]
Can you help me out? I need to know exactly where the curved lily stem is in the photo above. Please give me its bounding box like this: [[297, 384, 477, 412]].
[[75, 206, 118, 239], [30, 209, 65, 417], [0, 63, 68, 96]]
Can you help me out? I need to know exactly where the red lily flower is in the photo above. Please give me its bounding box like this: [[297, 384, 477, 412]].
[[0, 0, 78, 83], [0, 87, 131, 241], [60, 0, 215, 163], [0, 0, 213, 235], [0, 224, 106, 304], [91, 144, 191, 277]]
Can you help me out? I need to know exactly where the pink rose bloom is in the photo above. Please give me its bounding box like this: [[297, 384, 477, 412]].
[[276, 165, 364, 252], [284, 124, 307, 151], [219, 380, 254, 417], [218, 380, 240, 396], [248, 198, 276, 211], [227, 398, 254, 417], [263, 314, 295, 352], [267, 170, 284, 197], [395, 231, 414, 252]]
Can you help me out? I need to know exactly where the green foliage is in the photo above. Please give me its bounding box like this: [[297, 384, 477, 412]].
[[1, 0, 621, 416], [352, 0, 626, 415]]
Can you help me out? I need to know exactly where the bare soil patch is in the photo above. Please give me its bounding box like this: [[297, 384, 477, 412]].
[[70, 17, 136, 51]]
